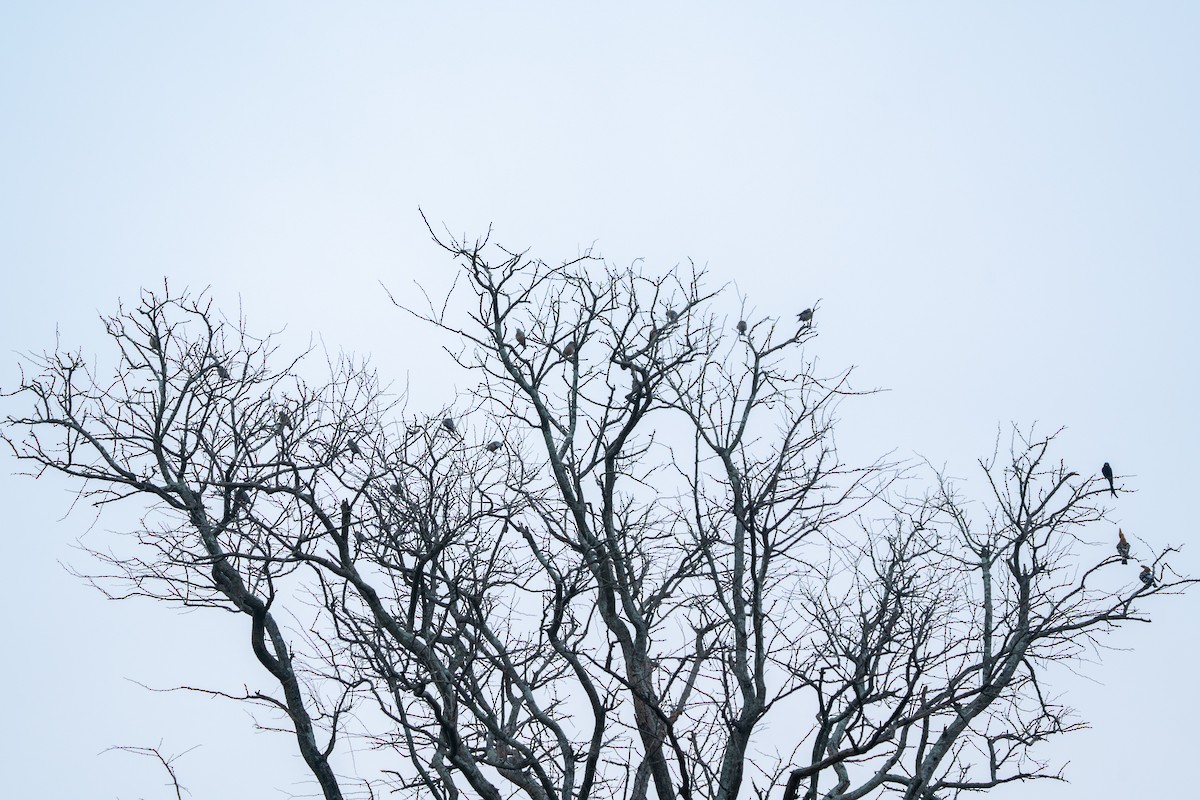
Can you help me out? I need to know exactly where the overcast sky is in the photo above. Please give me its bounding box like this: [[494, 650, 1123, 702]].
[[2, 3, 1197, 797]]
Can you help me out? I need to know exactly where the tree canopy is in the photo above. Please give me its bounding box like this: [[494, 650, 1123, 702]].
[[3, 231, 1190, 800]]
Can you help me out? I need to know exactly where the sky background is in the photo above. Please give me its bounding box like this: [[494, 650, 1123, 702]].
[[2, 2, 1197, 797]]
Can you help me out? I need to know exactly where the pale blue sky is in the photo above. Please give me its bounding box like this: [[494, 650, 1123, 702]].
[[2, 3, 1197, 797]]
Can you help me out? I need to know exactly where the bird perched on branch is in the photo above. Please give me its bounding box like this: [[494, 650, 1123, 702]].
[[514, 328, 526, 348], [561, 340, 577, 360], [347, 438, 361, 456], [665, 308, 678, 323], [626, 379, 644, 404], [1140, 565, 1156, 587], [486, 440, 503, 453], [797, 308, 813, 324], [1101, 462, 1115, 496], [278, 410, 294, 432], [235, 487, 251, 507], [1117, 529, 1130, 565], [215, 362, 231, 380], [148, 332, 160, 351], [736, 320, 747, 335], [442, 417, 457, 435]]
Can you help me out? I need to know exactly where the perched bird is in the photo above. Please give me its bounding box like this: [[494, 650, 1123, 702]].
[[148, 332, 160, 351], [626, 379, 643, 404], [235, 487, 252, 507], [215, 362, 231, 380], [486, 440, 503, 452], [278, 410, 294, 431], [1139, 565, 1156, 587], [442, 417, 457, 435], [347, 438, 361, 456], [736, 320, 747, 335], [1116, 529, 1130, 565], [514, 328, 526, 348], [562, 340, 577, 360], [1101, 462, 1115, 497], [665, 308, 678, 323], [797, 308, 814, 324]]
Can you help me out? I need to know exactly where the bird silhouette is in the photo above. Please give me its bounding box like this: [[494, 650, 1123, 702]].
[[235, 487, 252, 507], [442, 417, 457, 435], [215, 362, 231, 380], [736, 320, 747, 335], [562, 340, 577, 360], [347, 438, 361, 456], [665, 308, 678, 323], [1139, 565, 1155, 587], [626, 379, 644, 404], [514, 328, 526, 348], [148, 332, 160, 351], [797, 308, 813, 323], [278, 410, 294, 431], [1117, 529, 1130, 565], [1101, 462, 1115, 496], [486, 440, 502, 452]]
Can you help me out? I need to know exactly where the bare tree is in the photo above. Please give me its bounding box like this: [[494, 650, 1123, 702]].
[[3, 236, 1191, 800]]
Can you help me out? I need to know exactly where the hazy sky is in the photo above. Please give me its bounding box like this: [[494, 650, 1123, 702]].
[[2, 3, 1197, 797]]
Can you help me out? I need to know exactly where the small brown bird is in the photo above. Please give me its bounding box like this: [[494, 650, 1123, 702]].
[[1101, 462, 1115, 497], [514, 328, 526, 348], [1139, 565, 1155, 587], [797, 308, 813, 324], [736, 320, 747, 335], [215, 362, 231, 380], [1116, 529, 1130, 565], [148, 332, 160, 351], [486, 440, 503, 453], [562, 340, 577, 360]]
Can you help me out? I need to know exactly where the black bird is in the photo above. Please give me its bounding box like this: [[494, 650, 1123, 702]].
[[736, 320, 747, 335], [1101, 462, 1115, 496], [347, 438, 361, 456], [235, 487, 252, 507], [1117, 529, 1130, 565], [1139, 565, 1155, 587], [278, 410, 294, 431], [486, 440, 502, 452], [442, 417, 457, 435], [797, 308, 813, 324]]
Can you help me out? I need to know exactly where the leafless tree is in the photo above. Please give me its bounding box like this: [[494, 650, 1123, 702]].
[[3, 235, 1191, 800]]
